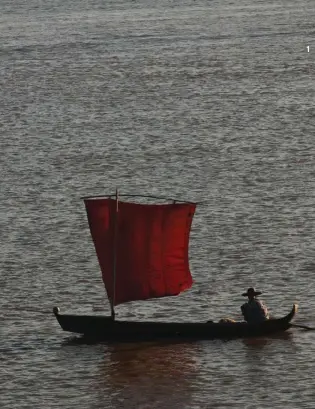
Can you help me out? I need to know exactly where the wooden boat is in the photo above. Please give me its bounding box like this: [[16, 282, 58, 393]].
[[53, 191, 298, 341], [53, 304, 297, 341]]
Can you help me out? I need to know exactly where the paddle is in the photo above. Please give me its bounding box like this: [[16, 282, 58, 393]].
[[291, 323, 315, 331]]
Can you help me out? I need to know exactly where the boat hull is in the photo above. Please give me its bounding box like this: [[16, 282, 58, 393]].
[[53, 304, 298, 341]]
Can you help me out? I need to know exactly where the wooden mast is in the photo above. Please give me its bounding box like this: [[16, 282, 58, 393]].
[[111, 188, 119, 320]]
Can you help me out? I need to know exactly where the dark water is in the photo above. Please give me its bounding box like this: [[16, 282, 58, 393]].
[[1, 0, 315, 408]]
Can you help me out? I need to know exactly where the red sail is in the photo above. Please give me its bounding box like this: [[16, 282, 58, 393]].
[[84, 198, 196, 306]]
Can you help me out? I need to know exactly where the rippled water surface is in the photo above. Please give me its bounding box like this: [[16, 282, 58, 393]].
[[1, 0, 315, 408]]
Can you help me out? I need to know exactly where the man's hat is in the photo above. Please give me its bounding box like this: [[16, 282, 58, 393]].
[[242, 287, 262, 297]]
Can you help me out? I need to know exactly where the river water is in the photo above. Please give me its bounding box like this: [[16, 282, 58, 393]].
[[1, 0, 315, 408]]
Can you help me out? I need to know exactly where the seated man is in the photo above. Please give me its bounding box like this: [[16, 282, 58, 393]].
[[241, 287, 269, 324]]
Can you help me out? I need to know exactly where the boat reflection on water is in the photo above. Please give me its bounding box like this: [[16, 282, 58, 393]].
[[59, 332, 296, 408], [241, 330, 293, 348], [97, 340, 199, 408], [240, 331, 297, 390]]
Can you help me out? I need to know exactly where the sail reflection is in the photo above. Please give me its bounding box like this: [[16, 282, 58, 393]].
[[97, 341, 199, 409]]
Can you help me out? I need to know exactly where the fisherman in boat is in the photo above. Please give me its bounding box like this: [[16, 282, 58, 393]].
[[241, 287, 269, 324]]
